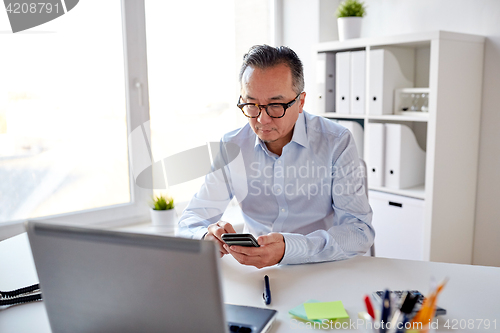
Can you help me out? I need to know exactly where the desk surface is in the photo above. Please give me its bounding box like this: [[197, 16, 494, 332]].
[[1, 233, 500, 333]]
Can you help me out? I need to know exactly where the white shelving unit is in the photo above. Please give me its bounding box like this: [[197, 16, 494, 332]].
[[314, 31, 484, 264]]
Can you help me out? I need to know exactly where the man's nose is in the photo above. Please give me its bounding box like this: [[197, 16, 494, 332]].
[[257, 107, 272, 124]]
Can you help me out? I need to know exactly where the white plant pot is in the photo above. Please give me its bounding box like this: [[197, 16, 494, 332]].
[[337, 17, 362, 41], [150, 208, 177, 226]]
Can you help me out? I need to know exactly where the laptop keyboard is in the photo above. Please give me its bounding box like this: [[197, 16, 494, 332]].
[[229, 324, 253, 333]]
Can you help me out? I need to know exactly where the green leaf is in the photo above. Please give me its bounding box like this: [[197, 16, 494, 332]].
[[151, 194, 174, 210], [336, 0, 366, 18]]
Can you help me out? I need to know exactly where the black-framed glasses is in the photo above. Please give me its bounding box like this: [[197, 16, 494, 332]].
[[237, 93, 301, 118]]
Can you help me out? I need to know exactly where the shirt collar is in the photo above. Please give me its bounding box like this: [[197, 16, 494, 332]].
[[290, 112, 309, 149], [254, 130, 262, 149], [253, 111, 310, 151]]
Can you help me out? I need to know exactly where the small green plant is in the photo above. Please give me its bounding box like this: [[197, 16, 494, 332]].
[[336, 0, 366, 18], [152, 194, 174, 210]]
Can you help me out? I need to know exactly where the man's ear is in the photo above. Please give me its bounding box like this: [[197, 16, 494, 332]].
[[299, 92, 306, 112]]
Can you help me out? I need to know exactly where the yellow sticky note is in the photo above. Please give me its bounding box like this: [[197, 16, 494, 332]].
[[304, 301, 349, 321]]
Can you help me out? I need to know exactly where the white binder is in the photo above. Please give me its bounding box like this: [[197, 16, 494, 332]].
[[335, 51, 351, 114], [367, 123, 385, 187], [317, 52, 336, 113], [338, 120, 364, 158], [350, 50, 366, 115], [384, 123, 426, 189], [368, 48, 415, 115]]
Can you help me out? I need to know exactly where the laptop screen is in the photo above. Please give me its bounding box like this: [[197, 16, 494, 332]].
[[27, 221, 229, 333]]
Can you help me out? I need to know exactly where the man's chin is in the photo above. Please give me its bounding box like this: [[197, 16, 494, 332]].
[[258, 134, 277, 143]]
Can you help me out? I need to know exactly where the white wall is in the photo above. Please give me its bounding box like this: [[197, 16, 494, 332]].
[[283, 0, 319, 110], [282, 0, 500, 267]]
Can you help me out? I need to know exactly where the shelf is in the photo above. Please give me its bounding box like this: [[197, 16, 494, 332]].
[[316, 30, 485, 53], [318, 113, 428, 122], [368, 114, 428, 122], [319, 113, 364, 120], [369, 185, 426, 200]]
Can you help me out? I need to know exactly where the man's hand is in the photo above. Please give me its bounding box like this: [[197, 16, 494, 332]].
[[224, 233, 285, 269], [204, 221, 236, 257]]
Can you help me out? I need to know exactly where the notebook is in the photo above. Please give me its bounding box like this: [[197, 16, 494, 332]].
[[26, 221, 277, 333]]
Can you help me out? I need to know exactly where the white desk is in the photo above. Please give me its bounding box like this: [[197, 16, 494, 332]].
[[1, 233, 500, 333]]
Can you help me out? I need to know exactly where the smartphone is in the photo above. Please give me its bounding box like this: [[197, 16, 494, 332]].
[[221, 233, 260, 247]]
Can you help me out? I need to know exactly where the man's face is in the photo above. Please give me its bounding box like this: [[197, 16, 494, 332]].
[[240, 63, 305, 151]]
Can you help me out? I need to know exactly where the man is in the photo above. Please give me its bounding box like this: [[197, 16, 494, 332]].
[[178, 45, 374, 268]]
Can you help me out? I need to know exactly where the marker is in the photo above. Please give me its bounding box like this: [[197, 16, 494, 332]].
[[263, 275, 271, 305], [380, 289, 391, 333], [364, 295, 376, 320]]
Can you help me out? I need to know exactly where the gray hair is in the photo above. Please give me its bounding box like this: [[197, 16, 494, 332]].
[[239, 45, 304, 94]]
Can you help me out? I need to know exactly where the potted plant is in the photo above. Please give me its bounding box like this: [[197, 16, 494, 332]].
[[336, 0, 366, 41], [150, 194, 177, 226]]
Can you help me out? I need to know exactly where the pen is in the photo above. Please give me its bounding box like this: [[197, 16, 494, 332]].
[[412, 278, 448, 328], [380, 289, 391, 333], [388, 293, 418, 333], [364, 295, 376, 320], [263, 275, 271, 305]]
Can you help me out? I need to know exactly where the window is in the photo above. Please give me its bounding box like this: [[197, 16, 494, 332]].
[[0, 1, 133, 224], [0, 1, 152, 237], [0, 0, 274, 237]]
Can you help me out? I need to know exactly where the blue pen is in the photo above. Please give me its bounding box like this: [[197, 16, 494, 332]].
[[380, 289, 391, 333], [263, 275, 271, 305]]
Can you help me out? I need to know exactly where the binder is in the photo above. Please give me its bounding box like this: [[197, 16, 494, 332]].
[[369, 48, 415, 115], [350, 50, 366, 115], [367, 123, 385, 187], [317, 52, 336, 113], [338, 120, 364, 158], [335, 51, 351, 114], [384, 124, 426, 189]]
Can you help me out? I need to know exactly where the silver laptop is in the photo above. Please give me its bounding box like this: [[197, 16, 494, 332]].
[[26, 221, 277, 333]]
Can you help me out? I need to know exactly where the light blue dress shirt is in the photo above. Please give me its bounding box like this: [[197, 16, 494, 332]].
[[178, 111, 374, 265]]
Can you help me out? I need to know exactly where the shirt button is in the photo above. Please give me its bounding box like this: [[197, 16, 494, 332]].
[[277, 160, 281, 165], [276, 188, 281, 193], [281, 208, 285, 212]]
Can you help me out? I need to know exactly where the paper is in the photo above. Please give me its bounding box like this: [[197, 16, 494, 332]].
[[288, 299, 322, 323], [304, 301, 349, 321]]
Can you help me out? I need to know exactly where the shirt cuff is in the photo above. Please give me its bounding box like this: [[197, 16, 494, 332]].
[[178, 226, 209, 240], [195, 228, 209, 240], [279, 233, 310, 265]]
